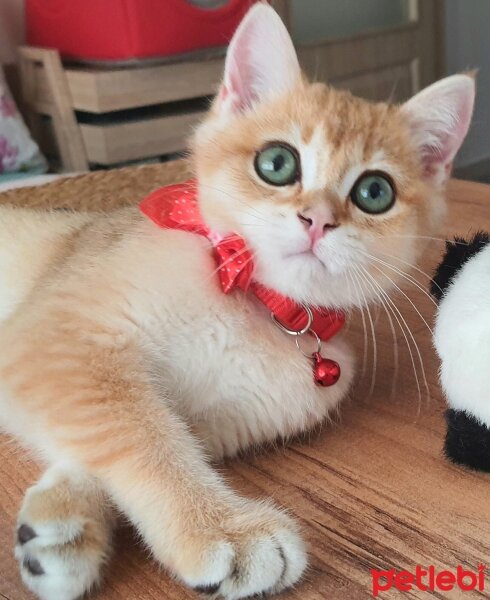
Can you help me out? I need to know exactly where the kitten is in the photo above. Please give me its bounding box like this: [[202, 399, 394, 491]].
[[0, 4, 474, 600]]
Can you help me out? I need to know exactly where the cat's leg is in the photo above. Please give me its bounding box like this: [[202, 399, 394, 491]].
[[3, 339, 307, 599], [14, 463, 114, 600], [95, 401, 307, 599]]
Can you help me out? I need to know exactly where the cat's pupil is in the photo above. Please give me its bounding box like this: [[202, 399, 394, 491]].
[[369, 181, 382, 198], [273, 154, 285, 171]]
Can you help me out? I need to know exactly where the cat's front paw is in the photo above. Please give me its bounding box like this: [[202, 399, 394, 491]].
[[177, 500, 307, 599], [14, 467, 113, 600]]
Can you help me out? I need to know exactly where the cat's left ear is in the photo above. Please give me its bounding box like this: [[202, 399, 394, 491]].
[[402, 74, 476, 185], [216, 3, 301, 117]]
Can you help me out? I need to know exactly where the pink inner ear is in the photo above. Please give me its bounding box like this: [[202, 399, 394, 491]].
[[422, 136, 455, 178], [218, 3, 301, 116], [432, 98, 473, 166], [422, 109, 471, 178], [224, 26, 260, 112], [404, 75, 475, 181]]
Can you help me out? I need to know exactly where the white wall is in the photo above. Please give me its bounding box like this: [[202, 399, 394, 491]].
[[0, 0, 25, 64], [445, 0, 490, 169]]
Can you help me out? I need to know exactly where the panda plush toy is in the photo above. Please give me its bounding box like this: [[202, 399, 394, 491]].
[[431, 232, 490, 471]]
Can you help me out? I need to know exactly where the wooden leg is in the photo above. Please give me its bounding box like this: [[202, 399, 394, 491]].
[[17, 56, 43, 147], [18, 47, 89, 173]]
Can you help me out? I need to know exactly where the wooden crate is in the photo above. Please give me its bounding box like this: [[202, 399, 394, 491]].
[[19, 47, 223, 171], [79, 110, 205, 166]]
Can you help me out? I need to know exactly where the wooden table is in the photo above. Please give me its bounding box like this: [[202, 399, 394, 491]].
[[1, 179, 489, 600]]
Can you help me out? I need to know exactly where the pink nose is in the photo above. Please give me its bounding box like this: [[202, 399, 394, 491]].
[[297, 207, 338, 238]]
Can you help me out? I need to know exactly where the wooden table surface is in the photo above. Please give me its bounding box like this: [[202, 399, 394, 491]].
[[1, 179, 489, 600]]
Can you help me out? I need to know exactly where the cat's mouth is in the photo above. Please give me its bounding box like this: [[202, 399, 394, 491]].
[[284, 248, 327, 268]]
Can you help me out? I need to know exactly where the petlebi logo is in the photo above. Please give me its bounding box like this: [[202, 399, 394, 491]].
[[371, 564, 486, 596]]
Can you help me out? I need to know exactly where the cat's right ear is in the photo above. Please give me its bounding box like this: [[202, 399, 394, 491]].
[[216, 3, 301, 117], [401, 74, 476, 185]]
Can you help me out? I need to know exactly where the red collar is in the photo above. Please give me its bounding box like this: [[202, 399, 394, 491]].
[[140, 180, 345, 386]]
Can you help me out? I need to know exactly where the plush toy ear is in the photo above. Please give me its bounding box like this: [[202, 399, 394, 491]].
[[217, 2, 301, 116], [402, 74, 475, 185]]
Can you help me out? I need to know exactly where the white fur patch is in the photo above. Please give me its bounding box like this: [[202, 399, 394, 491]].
[[434, 245, 490, 426], [298, 127, 328, 193]]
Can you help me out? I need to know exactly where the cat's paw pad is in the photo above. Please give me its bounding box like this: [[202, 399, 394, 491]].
[[182, 502, 307, 599], [14, 476, 112, 600]]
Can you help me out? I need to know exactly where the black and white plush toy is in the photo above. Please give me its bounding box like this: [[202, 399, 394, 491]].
[[431, 232, 490, 471]]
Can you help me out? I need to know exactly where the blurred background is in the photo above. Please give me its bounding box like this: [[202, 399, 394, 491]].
[[0, 0, 488, 183]]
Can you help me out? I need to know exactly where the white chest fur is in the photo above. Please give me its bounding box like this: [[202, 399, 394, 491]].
[[122, 224, 355, 455]]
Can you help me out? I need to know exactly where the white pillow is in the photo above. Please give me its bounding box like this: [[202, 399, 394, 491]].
[[0, 68, 47, 180]]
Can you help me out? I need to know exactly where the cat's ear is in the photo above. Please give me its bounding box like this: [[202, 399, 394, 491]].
[[402, 74, 475, 184], [216, 3, 301, 116]]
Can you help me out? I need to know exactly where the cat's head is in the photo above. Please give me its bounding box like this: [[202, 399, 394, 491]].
[[193, 3, 475, 309]]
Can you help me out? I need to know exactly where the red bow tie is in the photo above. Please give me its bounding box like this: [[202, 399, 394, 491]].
[[140, 180, 345, 386]]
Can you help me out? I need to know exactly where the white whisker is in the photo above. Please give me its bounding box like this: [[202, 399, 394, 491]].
[[360, 251, 438, 308], [357, 266, 421, 405], [351, 267, 377, 397], [346, 269, 368, 376], [368, 262, 434, 336], [355, 267, 399, 399], [205, 246, 255, 283], [376, 250, 435, 281], [359, 265, 430, 408], [380, 234, 469, 245], [195, 181, 276, 226]]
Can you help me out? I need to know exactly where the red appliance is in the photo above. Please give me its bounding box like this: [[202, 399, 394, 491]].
[[26, 0, 257, 62]]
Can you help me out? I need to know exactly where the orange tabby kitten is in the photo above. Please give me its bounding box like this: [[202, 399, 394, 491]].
[[0, 4, 474, 600]]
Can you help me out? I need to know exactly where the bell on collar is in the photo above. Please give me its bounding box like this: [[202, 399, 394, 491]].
[[312, 352, 341, 387]]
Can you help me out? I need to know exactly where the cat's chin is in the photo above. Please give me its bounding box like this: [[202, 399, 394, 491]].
[[253, 252, 357, 309]]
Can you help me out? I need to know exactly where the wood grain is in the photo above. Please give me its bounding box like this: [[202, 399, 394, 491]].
[[0, 178, 489, 599]]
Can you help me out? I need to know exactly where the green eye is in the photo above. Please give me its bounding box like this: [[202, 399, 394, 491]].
[[351, 172, 395, 214], [254, 143, 300, 186]]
